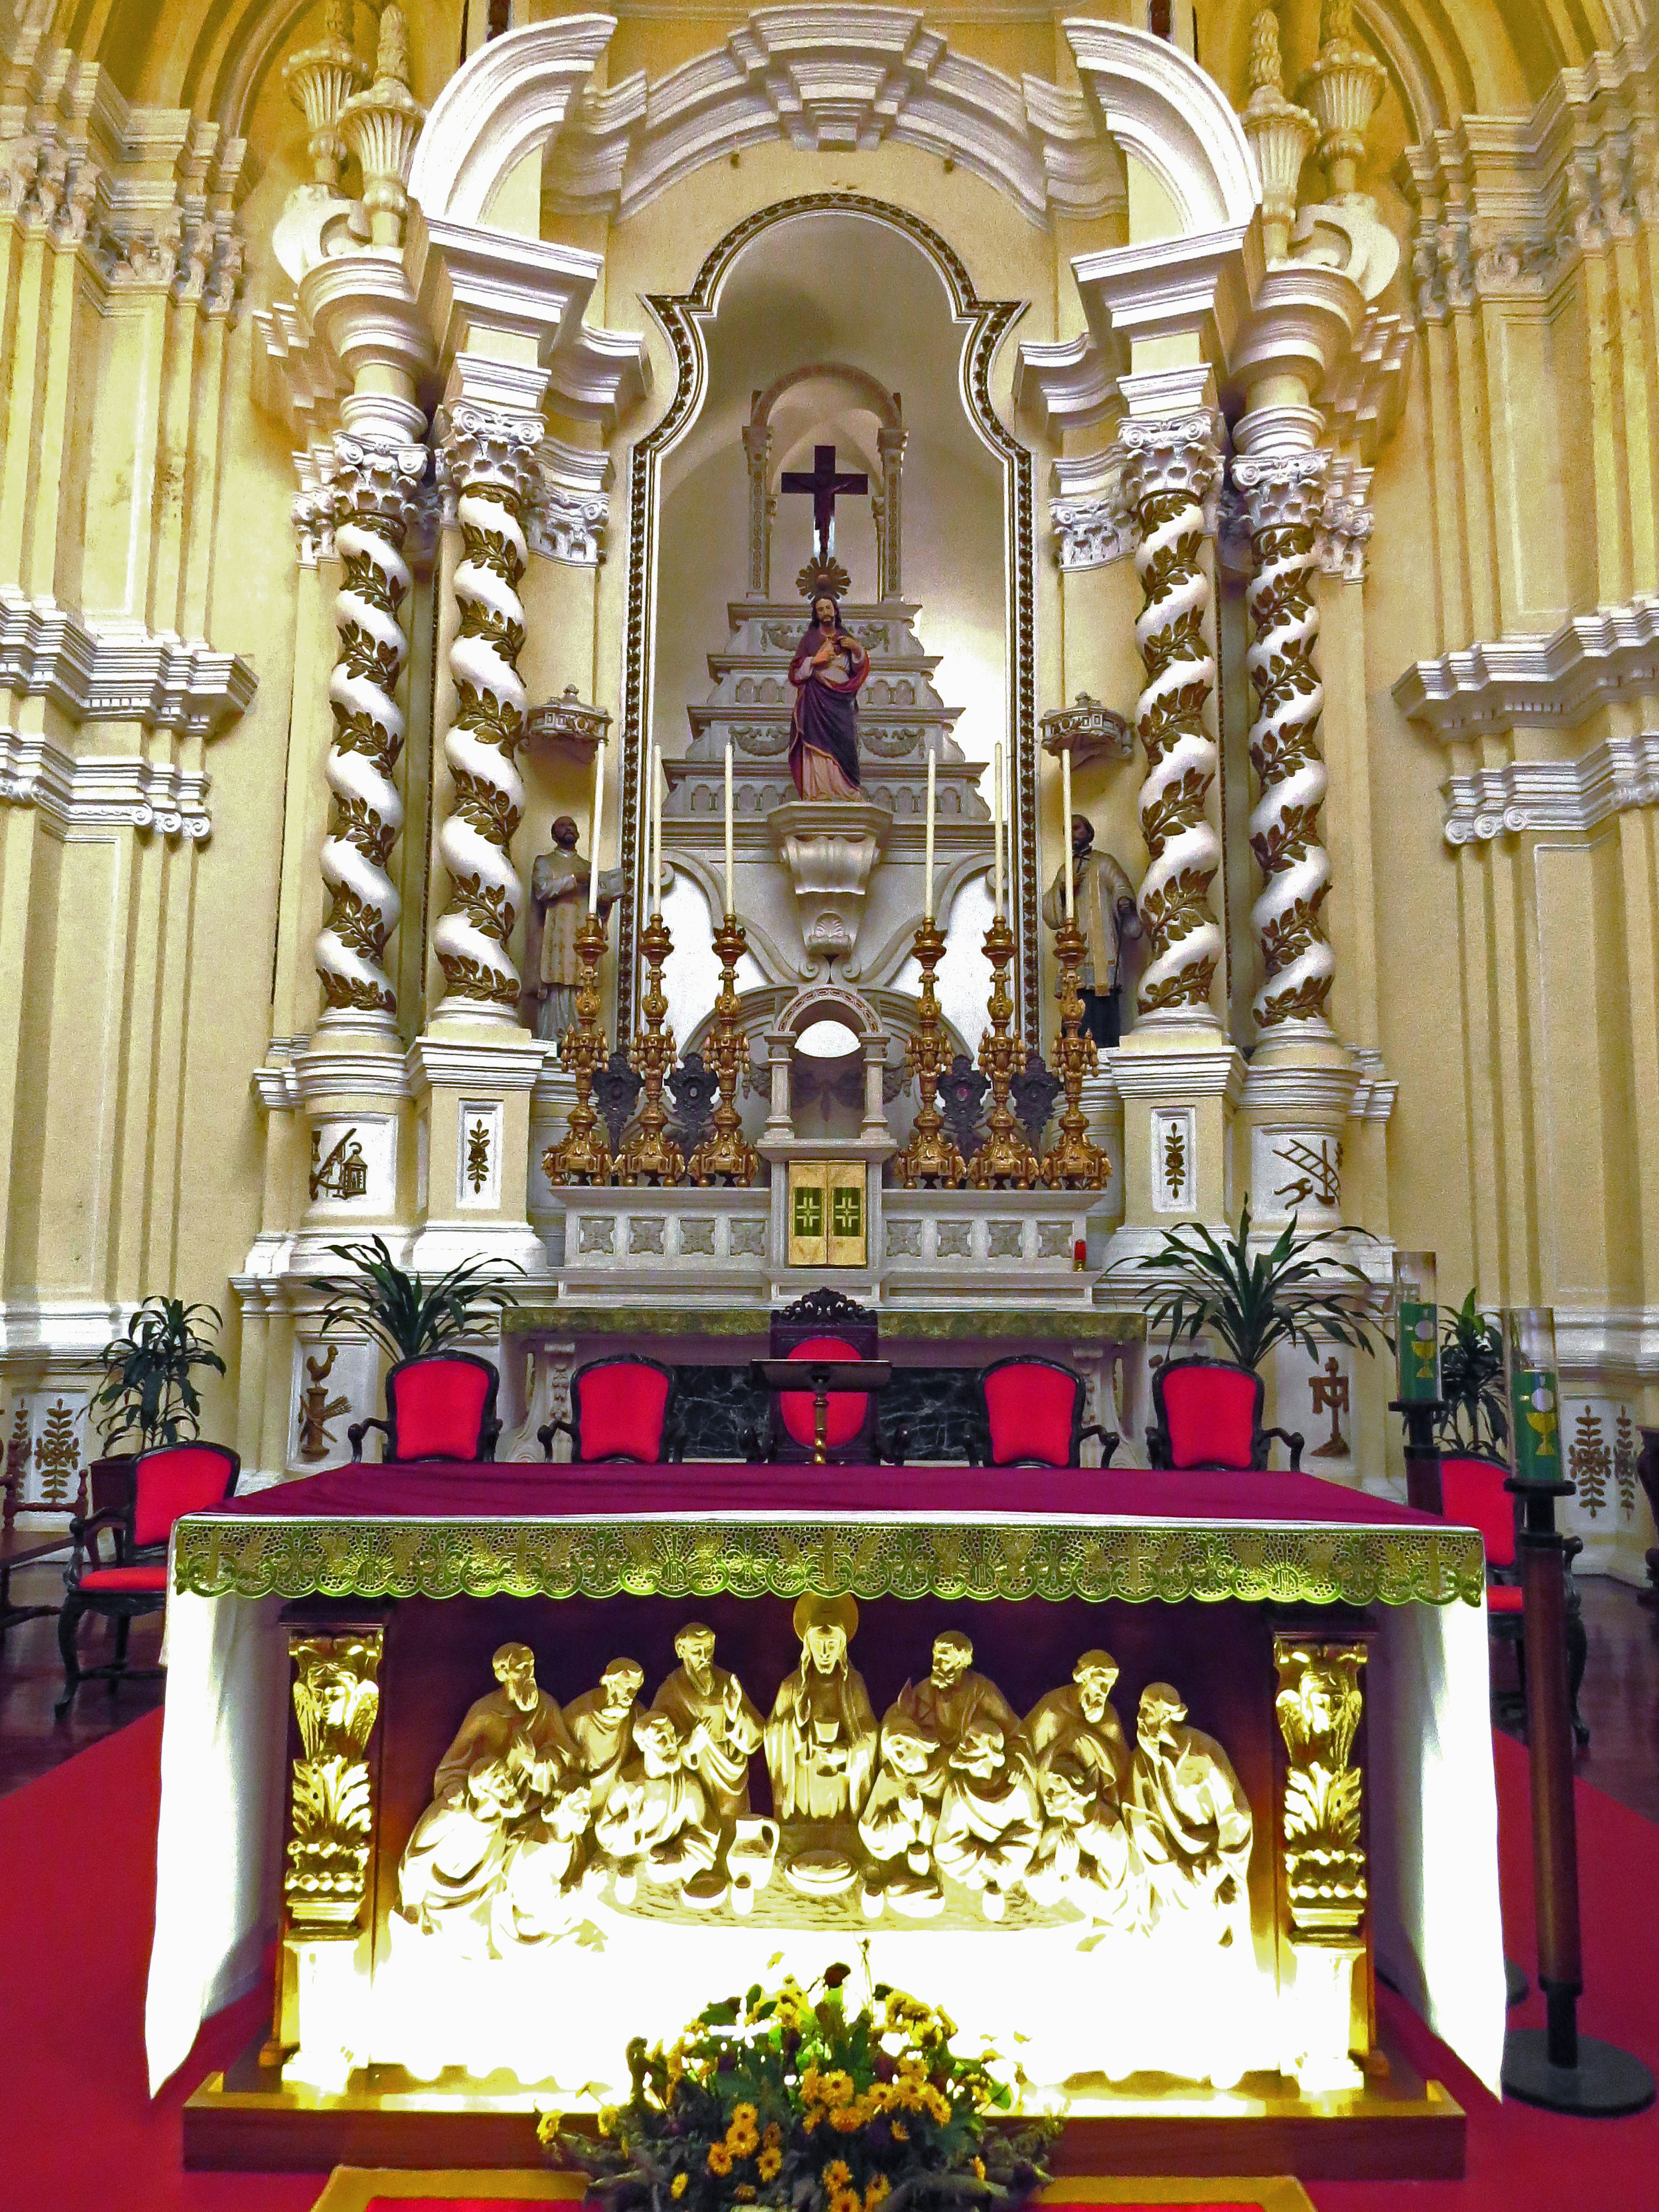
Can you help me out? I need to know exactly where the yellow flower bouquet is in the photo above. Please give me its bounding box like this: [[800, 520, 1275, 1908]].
[[540, 1962, 1059, 2212]]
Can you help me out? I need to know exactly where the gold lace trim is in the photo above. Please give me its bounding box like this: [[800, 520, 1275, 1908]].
[[171, 1513, 1484, 1608]]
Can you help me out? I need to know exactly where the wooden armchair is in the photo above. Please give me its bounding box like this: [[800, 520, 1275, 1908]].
[[539, 1356, 681, 1464], [969, 1355, 1120, 1468], [1145, 1356, 1304, 1472], [1440, 1452, 1590, 1745], [753, 1289, 904, 1465], [348, 1352, 501, 1464], [56, 1441, 239, 1714]]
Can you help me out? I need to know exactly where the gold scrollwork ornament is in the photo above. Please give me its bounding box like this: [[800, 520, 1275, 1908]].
[[1274, 1636, 1370, 2093], [286, 1630, 384, 1938]]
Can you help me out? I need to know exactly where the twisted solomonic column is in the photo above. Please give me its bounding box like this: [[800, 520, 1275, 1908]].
[[317, 433, 426, 1021], [1120, 415, 1225, 1020], [1233, 451, 1335, 1034], [432, 405, 541, 1013]]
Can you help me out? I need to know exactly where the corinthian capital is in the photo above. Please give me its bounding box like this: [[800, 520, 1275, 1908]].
[[331, 432, 428, 534], [1117, 412, 1224, 514], [434, 404, 544, 505], [1231, 449, 1329, 537]]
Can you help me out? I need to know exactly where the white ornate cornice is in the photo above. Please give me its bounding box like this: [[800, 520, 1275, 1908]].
[[0, 734, 213, 842], [531, 436, 611, 567], [1316, 458, 1373, 580], [1346, 1046, 1398, 1124], [1049, 451, 1132, 571], [1439, 736, 1659, 845], [1394, 597, 1659, 737], [0, 591, 256, 739], [1231, 447, 1328, 532]]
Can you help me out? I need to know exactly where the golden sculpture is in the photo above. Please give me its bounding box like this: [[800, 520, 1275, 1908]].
[[286, 1629, 384, 1938], [858, 1707, 944, 1916], [1039, 915, 1109, 1190], [593, 1709, 721, 1904], [563, 1656, 647, 1812], [1023, 1649, 1140, 1924], [1024, 1649, 1129, 1792], [397, 1643, 591, 1951], [1127, 1681, 1254, 1933], [687, 913, 759, 1186], [895, 1628, 1023, 1801], [617, 907, 685, 1185], [1274, 1635, 1371, 2093], [764, 1594, 879, 1891], [893, 917, 966, 1188], [969, 911, 1039, 1188], [651, 1621, 765, 1823], [933, 1720, 1041, 1920]]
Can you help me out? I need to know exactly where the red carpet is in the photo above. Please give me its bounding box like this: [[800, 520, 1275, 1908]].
[[5, 1710, 1659, 2210]]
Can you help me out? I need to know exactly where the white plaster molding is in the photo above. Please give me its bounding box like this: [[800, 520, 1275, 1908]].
[[1345, 1046, 1398, 1124], [1556, 1305, 1659, 1387], [1315, 456, 1374, 581], [1437, 736, 1659, 845], [0, 734, 213, 841], [530, 436, 612, 566], [1107, 1044, 1248, 1103], [1395, 597, 1659, 737], [0, 592, 256, 737], [0, 1300, 131, 1358], [1239, 1062, 1361, 1118], [1062, 17, 1258, 235], [1049, 450, 1133, 570], [406, 1037, 551, 1096]]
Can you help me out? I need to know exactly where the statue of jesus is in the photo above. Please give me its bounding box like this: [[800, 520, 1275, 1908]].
[[787, 595, 868, 800]]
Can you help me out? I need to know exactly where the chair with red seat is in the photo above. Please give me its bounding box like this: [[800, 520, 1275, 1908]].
[[1145, 1355, 1304, 1471], [55, 1440, 239, 1715], [347, 1352, 501, 1464], [1440, 1451, 1589, 1745], [972, 1356, 1120, 1468], [757, 1289, 884, 1465], [538, 1356, 680, 1463]]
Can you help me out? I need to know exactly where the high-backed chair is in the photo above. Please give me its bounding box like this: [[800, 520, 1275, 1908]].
[[348, 1352, 501, 1464], [1145, 1355, 1304, 1472], [761, 1289, 881, 1465], [971, 1355, 1120, 1468], [539, 1356, 680, 1463], [56, 1441, 239, 1714], [1440, 1451, 1589, 1745]]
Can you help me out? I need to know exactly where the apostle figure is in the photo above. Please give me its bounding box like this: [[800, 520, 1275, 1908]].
[[651, 1621, 765, 1822], [1127, 1681, 1254, 1934], [896, 1629, 1023, 1802], [787, 594, 868, 800], [764, 1593, 878, 1826], [397, 1642, 589, 1948], [527, 815, 624, 1047], [857, 1707, 943, 1912], [1042, 814, 1141, 1047], [593, 1709, 721, 1904], [563, 1656, 647, 1813], [1024, 1649, 1130, 1796], [933, 1719, 1042, 1920]]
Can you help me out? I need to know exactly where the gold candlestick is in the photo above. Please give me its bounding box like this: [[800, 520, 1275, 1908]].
[[543, 911, 612, 1186], [1040, 915, 1109, 1190], [617, 908, 685, 1186], [970, 912, 1039, 1188], [894, 916, 966, 1189], [688, 912, 758, 1187]]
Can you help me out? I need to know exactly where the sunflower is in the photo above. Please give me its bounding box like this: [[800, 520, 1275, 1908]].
[[830, 2106, 864, 2133], [822, 2161, 853, 2191], [758, 2147, 782, 2181], [865, 2178, 891, 2211], [707, 2143, 734, 2177], [830, 2191, 862, 2212], [889, 2121, 909, 2144]]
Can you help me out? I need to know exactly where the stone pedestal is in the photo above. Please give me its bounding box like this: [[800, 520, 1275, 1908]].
[[768, 799, 890, 976], [408, 1030, 548, 1274], [1110, 1027, 1245, 1236]]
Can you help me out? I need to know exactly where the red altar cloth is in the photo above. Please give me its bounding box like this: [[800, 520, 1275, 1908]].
[[206, 1461, 1435, 1528]]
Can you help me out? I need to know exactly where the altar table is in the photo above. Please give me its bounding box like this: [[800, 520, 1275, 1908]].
[[146, 1463, 1503, 2156]]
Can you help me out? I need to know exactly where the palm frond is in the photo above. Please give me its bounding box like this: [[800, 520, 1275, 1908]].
[[310, 1237, 523, 1362]]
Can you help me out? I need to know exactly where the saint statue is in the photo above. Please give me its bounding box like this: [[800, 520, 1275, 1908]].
[[651, 1621, 765, 1823], [1024, 1649, 1130, 1795], [764, 1593, 878, 1827], [787, 595, 868, 801], [932, 1719, 1042, 1920], [1042, 814, 1142, 1047], [527, 815, 624, 1047], [592, 1708, 721, 1904], [563, 1656, 647, 1813], [397, 1642, 591, 1948], [895, 1630, 1023, 1801], [1024, 1652, 1138, 1923], [1127, 1681, 1254, 1932], [858, 1707, 944, 1914]]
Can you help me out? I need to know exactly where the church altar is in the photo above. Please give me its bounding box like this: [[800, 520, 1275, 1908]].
[[150, 1465, 1499, 2179]]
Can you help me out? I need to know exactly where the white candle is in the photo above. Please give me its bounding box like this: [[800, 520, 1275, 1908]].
[[651, 745, 663, 917], [724, 739, 735, 916], [925, 747, 936, 923], [588, 737, 606, 916], [1061, 743, 1074, 923], [992, 739, 1004, 921]]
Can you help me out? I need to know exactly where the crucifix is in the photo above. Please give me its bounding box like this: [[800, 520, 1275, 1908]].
[[780, 444, 868, 566]]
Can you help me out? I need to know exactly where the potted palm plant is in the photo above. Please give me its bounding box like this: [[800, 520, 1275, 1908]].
[[309, 1235, 523, 1359], [1435, 1289, 1508, 1454], [92, 1298, 227, 1456]]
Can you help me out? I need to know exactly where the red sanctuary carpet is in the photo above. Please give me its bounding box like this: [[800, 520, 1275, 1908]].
[[5, 1713, 1659, 2212]]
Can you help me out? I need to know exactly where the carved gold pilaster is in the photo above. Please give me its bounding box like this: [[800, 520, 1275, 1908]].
[[1274, 1634, 1370, 2092], [893, 918, 964, 1188], [969, 912, 1038, 1188], [543, 911, 612, 1185], [688, 915, 759, 1186], [617, 909, 684, 1185], [1120, 414, 1224, 1022], [285, 1628, 385, 1939]]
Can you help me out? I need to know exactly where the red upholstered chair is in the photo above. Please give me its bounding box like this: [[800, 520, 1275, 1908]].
[[1145, 1355, 1305, 1471], [761, 1289, 883, 1464], [348, 1352, 500, 1464], [1440, 1452, 1589, 1744], [538, 1356, 680, 1463], [973, 1356, 1119, 1468], [55, 1441, 239, 1714]]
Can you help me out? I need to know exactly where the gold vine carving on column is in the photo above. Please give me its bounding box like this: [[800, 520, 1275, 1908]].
[[286, 1629, 384, 1937], [1122, 417, 1224, 1017], [1272, 1636, 1367, 1938]]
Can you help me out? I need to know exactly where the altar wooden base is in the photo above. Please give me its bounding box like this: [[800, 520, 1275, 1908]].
[[182, 2028, 1464, 2180]]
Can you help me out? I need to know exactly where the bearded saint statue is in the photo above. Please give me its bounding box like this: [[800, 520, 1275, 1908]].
[[787, 594, 868, 801]]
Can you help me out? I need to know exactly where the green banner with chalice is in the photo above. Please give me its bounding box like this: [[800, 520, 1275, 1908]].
[[1504, 1307, 1562, 1484]]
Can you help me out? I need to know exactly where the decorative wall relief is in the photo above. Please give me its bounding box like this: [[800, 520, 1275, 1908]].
[[307, 1116, 395, 1212], [286, 1630, 385, 1940], [1153, 1108, 1195, 1212], [1273, 1636, 1369, 2093], [457, 1100, 502, 1210], [289, 1337, 378, 1472], [1251, 1127, 1341, 1224]]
